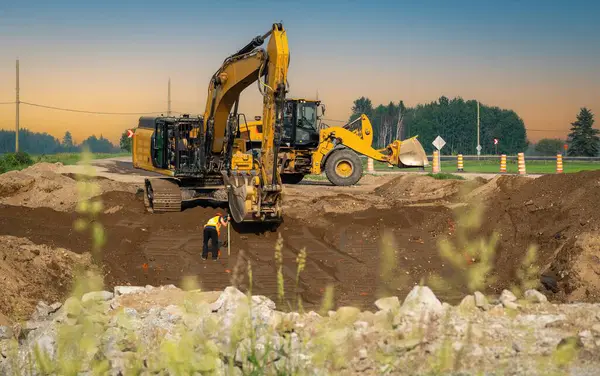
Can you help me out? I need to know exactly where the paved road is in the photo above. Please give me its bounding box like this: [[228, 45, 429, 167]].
[[58, 156, 542, 182]]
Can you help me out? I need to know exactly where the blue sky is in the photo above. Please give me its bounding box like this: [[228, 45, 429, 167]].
[[0, 1, 598, 142]]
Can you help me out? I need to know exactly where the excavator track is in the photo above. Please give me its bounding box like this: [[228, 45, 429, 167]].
[[144, 178, 182, 213]]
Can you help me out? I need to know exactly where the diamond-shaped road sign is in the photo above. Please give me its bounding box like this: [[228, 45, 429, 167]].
[[127, 129, 134, 138], [432, 135, 446, 150], [476, 144, 482, 152]]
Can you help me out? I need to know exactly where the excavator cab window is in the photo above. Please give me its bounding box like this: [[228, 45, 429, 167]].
[[152, 119, 169, 169], [293, 101, 320, 148]]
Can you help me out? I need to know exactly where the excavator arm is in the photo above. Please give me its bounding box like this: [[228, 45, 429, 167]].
[[202, 23, 289, 223]]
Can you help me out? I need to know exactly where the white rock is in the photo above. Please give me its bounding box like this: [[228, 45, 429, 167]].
[[0, 326, 13, 340], [81, 291, 114, 303], [33, 334, 56, 360], [474, 291, 489, 310], [470, 344, 484, 357], [49, 302, 62, 313], [500, 290, 517, 304], [399, 286, 443, 317], [210, 286, 248, 312], [114, 286, 146, 296], [251, 295, 276, 310], [358, 348, 368, 359], [524, 289, 548, 303], [354, 321, 369, 331], [375, 296, 400, 312], [459, 295, 476, 311]]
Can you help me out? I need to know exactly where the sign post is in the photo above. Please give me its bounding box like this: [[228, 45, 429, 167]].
[[494, 138, 498, 155], [127, 129, 134, 138], [432, 136, 446, 172]]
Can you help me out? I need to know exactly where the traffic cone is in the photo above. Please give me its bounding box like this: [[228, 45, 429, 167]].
[[432, 151, 440, 173], [457, 154, 464, 172], [517, 153, 526, 175], [556, 154, 563, 173]]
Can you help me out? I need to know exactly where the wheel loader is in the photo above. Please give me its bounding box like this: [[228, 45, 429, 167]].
[[239, 98, 429, 186], [131, 23, 290, 224]]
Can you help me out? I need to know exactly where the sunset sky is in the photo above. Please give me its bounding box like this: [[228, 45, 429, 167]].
[[1, 0, 599, 145]]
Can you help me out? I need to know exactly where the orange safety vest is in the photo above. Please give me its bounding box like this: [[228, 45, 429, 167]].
[[204, 216, 223, 235]]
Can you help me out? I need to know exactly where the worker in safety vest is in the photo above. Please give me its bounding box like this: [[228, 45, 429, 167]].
[[202, 212, 229, 261]]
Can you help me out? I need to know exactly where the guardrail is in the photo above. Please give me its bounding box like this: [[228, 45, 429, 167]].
[[358, 155, 600, 162]]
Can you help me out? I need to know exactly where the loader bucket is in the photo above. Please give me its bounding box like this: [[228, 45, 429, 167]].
[[396, 137, 429, 168]]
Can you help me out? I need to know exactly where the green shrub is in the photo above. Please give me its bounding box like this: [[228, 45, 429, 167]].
[[0, 151, 35, 173]]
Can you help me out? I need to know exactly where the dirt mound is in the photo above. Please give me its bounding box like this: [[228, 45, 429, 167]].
[[374, 174, 478, 202], [477, 170, 600, 300], [0, 236, 92, 322], [0, 162, 136, 211], [464, 175, 531, 202]]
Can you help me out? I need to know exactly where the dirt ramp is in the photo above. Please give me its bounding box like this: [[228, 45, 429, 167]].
[[0, 236, 92, 321], [374, 174, 479, 203], [0, 162, 136, 211]]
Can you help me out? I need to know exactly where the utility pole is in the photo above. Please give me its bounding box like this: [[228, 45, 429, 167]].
[[476, 101, 481, 159], [15, 59, 20, 153], [167, 78, 171, 116]]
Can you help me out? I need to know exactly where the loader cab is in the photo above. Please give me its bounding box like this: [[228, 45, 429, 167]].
[[282, 99, 320, 149]]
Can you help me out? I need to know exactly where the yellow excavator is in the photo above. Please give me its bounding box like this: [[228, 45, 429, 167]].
[[131, 23, 289, 224], [239, 98, 429, 185]]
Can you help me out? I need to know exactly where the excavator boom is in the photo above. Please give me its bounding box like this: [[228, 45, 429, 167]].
[[202, 23, 289, 223]]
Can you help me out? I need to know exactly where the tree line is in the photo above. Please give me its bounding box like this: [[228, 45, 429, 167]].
[[347, 96, 598, 156], [0, 129, 130, 154], [347, 96, 528, 155]]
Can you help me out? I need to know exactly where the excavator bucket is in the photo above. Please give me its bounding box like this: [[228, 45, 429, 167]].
[[225, 175, 249, 223], [394, 137, 430, 168]]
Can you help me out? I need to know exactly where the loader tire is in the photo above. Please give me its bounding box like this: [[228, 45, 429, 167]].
[[281, 173, 304, 184], [325, 149, 362, 186]]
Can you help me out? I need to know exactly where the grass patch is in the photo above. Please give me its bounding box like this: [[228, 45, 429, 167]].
[[35, 152, 129, 166], [0, 151, 129, 173], [426, 172, 466, 180]]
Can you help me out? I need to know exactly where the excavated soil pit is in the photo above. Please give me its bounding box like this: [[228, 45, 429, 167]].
[[2, 170, 600, 316]]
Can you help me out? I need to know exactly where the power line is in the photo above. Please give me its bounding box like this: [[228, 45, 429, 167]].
[[19, 101, 167, 115]]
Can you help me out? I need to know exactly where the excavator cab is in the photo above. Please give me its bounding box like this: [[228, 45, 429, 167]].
[[281, 99, 320, 149]]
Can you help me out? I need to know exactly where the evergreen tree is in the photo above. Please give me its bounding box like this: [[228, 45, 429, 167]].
[[62, 131, 74, 152], [567, 108, 599, 157], [120, 129, 133, 152]]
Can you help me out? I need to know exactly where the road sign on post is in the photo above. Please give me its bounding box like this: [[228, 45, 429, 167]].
[[432, 136, 446, 172], [476, 144, 482, 156], [494, 138, 498, 154], [127, 129, 134, 138]]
